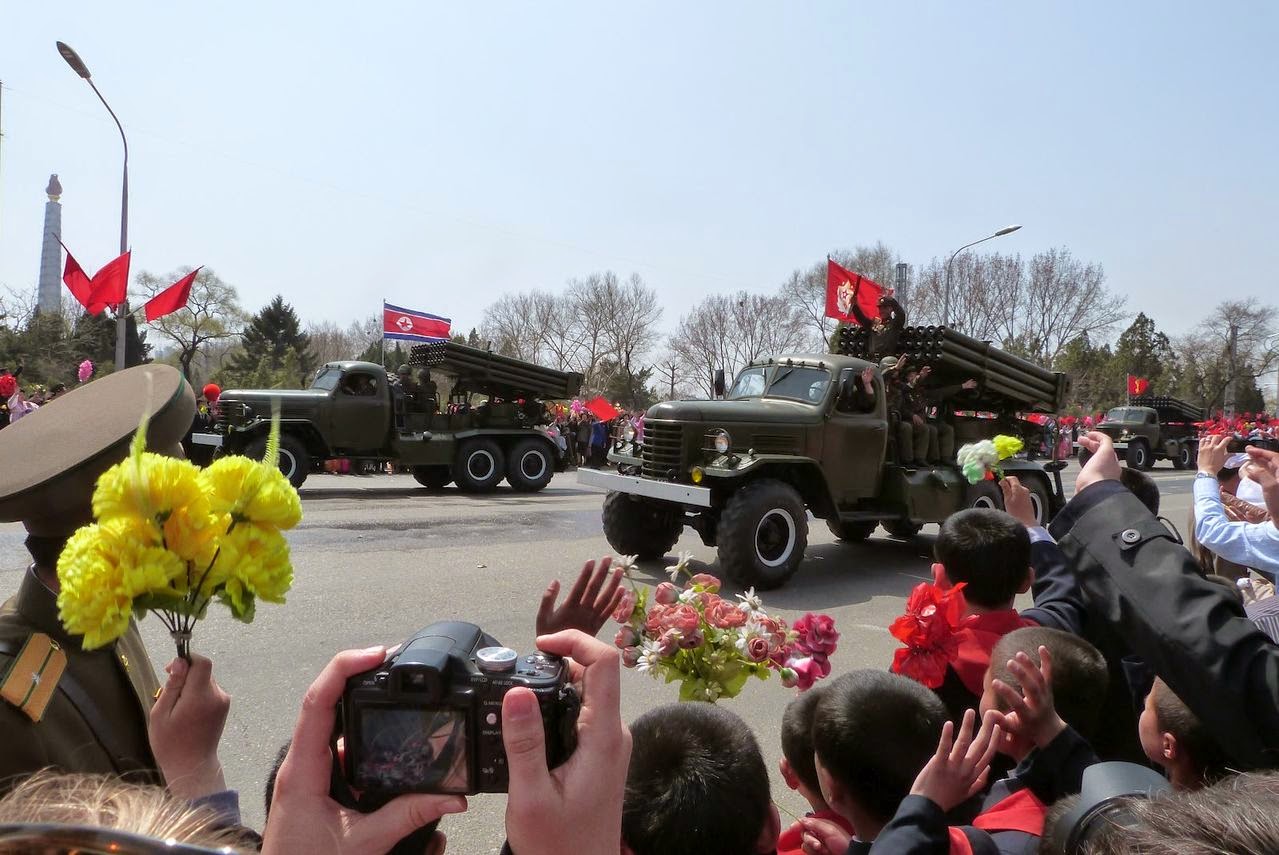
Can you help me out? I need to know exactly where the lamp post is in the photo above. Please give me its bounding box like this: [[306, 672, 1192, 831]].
[[56, 41, 130, 371], [1266, 332, 1279, 418], [942, 224, 1022, 328]]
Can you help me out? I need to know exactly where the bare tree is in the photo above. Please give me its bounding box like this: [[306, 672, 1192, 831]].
[[135, 268, 244, 381], [782, 243, 907, 349], [531, 290, 583, 371], [308, 320, 359, 364], [602, 273, 662, 405], [481, 292, 541, 362]]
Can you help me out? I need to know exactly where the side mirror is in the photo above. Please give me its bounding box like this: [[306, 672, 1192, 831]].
[[839, 375, 856, 402], [713, 369, 726, 399]]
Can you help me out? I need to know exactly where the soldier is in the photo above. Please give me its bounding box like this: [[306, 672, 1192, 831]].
[[851, 287, 906, 360], [0, 365, 195, 791]]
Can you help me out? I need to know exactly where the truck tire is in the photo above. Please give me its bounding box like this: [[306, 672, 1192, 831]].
[[506, 439, 555, 492], [454, 439, 506, 492], [1173, 443, 1193, 471], [718, 479, 808, 590], [600, 491, 683, 560], [413, 466, 452, 490], [826, 519, 878, 543], [1078, 447, 1093, 468], [1127, 440, 1153, 471], [1022, 476, 1053, 526], [246, 433, 310, 489], [883, 520, 923, 539], [964, 481, 1004, 512]]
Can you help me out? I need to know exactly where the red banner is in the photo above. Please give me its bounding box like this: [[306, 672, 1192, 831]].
[[1127, 375, 1150, 396], [144, 267, 203, 322], [383, 302, 452, 343], [825, 259, 884, 323], [585, 396, 619, 421]]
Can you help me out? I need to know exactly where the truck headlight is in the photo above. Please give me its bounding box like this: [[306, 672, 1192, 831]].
[[622, 423, 636, 442], [712, 429, 731, 454]]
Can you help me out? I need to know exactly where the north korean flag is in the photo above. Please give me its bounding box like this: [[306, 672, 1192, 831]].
[[383, 302, 452, 343]]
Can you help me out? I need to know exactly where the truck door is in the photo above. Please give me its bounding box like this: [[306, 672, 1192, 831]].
[[329, 368, 392, 452], [820, 368, 888, 504]]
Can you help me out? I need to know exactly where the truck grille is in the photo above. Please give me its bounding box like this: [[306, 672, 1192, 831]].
[[642, 420, 685, 480]]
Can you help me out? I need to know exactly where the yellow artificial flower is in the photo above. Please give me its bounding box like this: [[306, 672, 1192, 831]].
[[212, 522, 293, 614], [93, 451, 209, 527], [201, 457, 302, 530], [164, 506, 229, 568], [993, 435, 1025, 461]]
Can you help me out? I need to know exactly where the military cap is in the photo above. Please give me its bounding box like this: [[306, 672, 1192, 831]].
[[879, 356, 899, 370], [0, 364, 195, 537]]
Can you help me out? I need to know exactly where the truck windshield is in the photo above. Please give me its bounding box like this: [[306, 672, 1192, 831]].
[[1105, 408, 1141, 422], [727, 366, 831, 403], [312, 368, 342, 391]]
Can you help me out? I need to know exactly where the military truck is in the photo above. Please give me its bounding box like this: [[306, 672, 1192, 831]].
[[1085, 395, 1203, 471], [579, 324, 1070, 589], [195, 341, 581, 492]]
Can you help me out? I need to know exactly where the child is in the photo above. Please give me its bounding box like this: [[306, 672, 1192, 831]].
[[622, 702, 780, 855], [1138, 677, 1233, 790], [777, 687, 854, 854]]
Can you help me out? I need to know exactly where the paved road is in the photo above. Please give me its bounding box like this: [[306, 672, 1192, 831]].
[[0, 462, 1196, 851]]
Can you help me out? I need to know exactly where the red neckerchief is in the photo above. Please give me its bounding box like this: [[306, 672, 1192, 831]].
[[948, 827, 974, 855], [777, 808, 854, 854], [951, 609, 1037, 696], [972, 787, 1049, 836]]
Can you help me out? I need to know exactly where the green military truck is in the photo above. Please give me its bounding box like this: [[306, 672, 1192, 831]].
[[1085, 395, 1203, 471], [579, 325, 1071, 589], [194, 341, 581, 492]]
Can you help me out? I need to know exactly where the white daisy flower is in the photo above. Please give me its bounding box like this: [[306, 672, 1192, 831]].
[[737, 586, 763, 613], [615, 555, 639, 575], [636, 639, 663, 674]]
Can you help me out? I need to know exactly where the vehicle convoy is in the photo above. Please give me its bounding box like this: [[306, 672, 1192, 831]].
[[1085, 395, 1204, 471], [579, 324, 1072, 589], [195, 340, 581, 492]]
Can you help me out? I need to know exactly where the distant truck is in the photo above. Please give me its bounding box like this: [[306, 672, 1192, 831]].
[[579, 325, 1071, 590], [1086, 395, 1203, 471], [194, 341, 581, 492]]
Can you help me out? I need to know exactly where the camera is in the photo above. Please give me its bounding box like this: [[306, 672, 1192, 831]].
[[341, 621, 579, 796]]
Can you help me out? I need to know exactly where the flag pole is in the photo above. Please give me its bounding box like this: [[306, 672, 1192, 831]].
[[380, 298, 386, 369]]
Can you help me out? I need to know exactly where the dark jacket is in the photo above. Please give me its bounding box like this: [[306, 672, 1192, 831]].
[[851, 295, 906, 359]]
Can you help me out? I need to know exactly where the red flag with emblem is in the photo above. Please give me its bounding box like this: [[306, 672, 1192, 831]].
[[826, 258, 884, 323], [1127, 375, 1150, 396], [383, 301, 452, 342]]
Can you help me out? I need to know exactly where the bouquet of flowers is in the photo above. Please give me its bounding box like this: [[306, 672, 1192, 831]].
[[888, 581, 969, 688], [956, 434, 1024, 484], [612, 554, 839, 702], [56, 408, 301, 658]]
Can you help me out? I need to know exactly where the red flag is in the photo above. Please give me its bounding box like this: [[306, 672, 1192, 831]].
[[59, 242, 95, 312], [86, 251, 131, 314], [1127, 375, 1150, 396], [382, 302, 452, 342], [144, 267, 203, 322], [585, 396, 619, 421], [825, 259, 884, 323]]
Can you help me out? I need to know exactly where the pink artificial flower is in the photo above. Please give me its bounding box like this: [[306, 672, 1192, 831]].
[[612, 588, 637, 623], [663, 604, 701, 636], [793, 613, 840, 656], [657, 629, 683, 656], [705, 599, 747, 629], [688, 573, 722, 593], [615, 626, 640, 649], [783, 656, 824, 691], [645, 604, 671, 635], [745, 636, 770, 662], [678, 628, 705, 649], [654, 582, 681, 606], [621, 646, 641, 667]]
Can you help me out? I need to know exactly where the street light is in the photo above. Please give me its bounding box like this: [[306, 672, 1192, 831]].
[[56, 41, 130, 371], [1266, 332, 1279, 418], [942, 224, 1022, 327]]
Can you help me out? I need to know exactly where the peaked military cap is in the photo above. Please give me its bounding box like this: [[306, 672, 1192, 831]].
[[0, 364, 195, 537]]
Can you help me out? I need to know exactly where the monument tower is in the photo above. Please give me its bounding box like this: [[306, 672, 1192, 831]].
[[36, 174, 63, 316]]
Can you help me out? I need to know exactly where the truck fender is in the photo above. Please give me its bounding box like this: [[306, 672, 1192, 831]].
[[226, 420, 331, 458], [711, 457, 837, 521]]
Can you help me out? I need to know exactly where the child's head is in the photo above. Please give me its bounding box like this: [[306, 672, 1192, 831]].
[[1138, 678, 1232, 789], [780, 686, 827, 811], [623, 702, 779, 855], [980, 626, 1108, 759], [1120, 468, 1160, 515], [934, 508, 1032, 609], [812, 670, 946, 834]]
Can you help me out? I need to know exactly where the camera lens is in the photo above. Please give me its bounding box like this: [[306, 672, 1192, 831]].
[[476, 646, 518, 673]]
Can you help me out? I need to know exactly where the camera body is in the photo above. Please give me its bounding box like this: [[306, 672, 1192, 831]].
[[342, 621, 578, 796]]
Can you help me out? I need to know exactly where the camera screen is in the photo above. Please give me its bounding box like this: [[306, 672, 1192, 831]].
[[355, 707, 470, 793]]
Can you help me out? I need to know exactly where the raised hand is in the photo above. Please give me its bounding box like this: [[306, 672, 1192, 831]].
[[990, 646, 1067, 750], [149, 654, 231, 801], [1245, 446, 1279, 522], [535, 556, 625, 638], [1197, 434, 1230, 477], [909, 708, 1002, 812], [799, 815, 852, 855], [1075, 431, 1122, 494], [999, 476, 1038, 529]]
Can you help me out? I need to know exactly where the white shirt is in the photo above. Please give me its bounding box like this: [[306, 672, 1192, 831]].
[[1194, 475, 1279, 579]]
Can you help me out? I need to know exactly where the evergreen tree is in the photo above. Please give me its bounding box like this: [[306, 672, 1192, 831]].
[[1108, 313, 1176, 393], [225, 295, 314, 386]]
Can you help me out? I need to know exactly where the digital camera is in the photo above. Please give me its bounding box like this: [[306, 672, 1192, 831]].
[[341, 621, 579, 796]]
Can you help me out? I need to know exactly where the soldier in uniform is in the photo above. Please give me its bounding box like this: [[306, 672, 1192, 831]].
[[0, 364, 195, 791]]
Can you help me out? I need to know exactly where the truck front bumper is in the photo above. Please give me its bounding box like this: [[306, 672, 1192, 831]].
[[191, 432, 224, 448], [577, 469, 712, 508]]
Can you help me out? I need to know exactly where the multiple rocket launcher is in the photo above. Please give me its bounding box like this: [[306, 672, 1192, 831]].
[[409, 340, 584, 401]]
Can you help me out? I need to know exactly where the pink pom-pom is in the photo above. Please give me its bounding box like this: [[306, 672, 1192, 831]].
[[78, 360, 94, 383]]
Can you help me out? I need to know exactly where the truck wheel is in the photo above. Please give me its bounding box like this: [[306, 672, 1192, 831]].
[[883, 520, 923, 539], [964, 481, 1004, 512], [454, 439, 506, 492], [413, 466, 452, 490], [506, 439, 555, 492], [246, 434, 310, 489], [1078, 447, 1093, 468], [718, 479, 808, 590], [601, 492, 683, 560], [826, 519, 877, 543], [1127, 440, 1153, 471], [1023, 477, 1052, 526], [1173, 444, 1193, 470]]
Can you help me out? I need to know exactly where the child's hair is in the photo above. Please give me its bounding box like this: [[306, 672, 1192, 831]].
[[812, 670, 946, 824], [781, 686, 826, 794], [989, 626, 1109, 739], [1120, 468, 1160, 516], [1150, 678, 1233, 786], [623, 702, 771, 855], [934, 508, 1031, 608]]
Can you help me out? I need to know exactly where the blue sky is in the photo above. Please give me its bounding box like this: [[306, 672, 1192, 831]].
[[1, 2, 1275, 338]]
